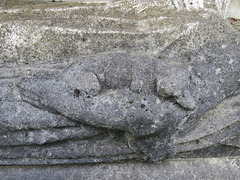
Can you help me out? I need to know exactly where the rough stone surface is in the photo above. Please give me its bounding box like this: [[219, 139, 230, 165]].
[[14, 50, 240, 164], [1, 158, 240, 180], [0, 0, 240, 179]]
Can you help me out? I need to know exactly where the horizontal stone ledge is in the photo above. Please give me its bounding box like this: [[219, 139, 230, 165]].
[[0, 157, 240, 180]]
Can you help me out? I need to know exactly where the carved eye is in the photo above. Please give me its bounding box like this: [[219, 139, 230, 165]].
[[74, 89, 80, 98]]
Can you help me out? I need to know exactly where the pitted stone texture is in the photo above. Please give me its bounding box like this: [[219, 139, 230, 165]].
[[16, 51, 240, 163], [1, 158, 240, 180], [0, 0, 238, 66], [61, 68, 101, 96]]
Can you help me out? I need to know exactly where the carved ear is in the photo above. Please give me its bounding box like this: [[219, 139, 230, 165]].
[[156, 66, 195, 110], [61, 65, 101, 96]]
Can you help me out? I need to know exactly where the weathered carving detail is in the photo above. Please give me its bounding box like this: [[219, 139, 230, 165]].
[[15, 51, 240, 164]]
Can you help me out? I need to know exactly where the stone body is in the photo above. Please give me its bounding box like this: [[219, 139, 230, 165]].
[[0, 1, 240, 179], [15, 50, 240, 163]]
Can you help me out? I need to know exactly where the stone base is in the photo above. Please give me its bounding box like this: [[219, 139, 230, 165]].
[[1, 157, 240, 180]]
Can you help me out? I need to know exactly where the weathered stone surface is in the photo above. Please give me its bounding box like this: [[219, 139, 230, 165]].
[[14, 49, 239, 163], [1, 158, 240, 180], [176, 94, 240, 152], [0, 0, 240, 179], [1, 0, 239, 66]]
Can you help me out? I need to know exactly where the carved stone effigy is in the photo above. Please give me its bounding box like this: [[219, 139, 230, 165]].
[[12, 51, 239, 164], [0, 0, 240, 177]]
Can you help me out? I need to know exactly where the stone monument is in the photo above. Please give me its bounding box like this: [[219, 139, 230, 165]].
[[0, 0, 240, 179]]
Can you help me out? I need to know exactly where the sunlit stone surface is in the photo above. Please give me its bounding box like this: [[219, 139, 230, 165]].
[[0, 0, 240, 179]]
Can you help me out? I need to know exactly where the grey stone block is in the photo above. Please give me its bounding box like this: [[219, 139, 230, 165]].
[[0, 0, 240, 178]]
